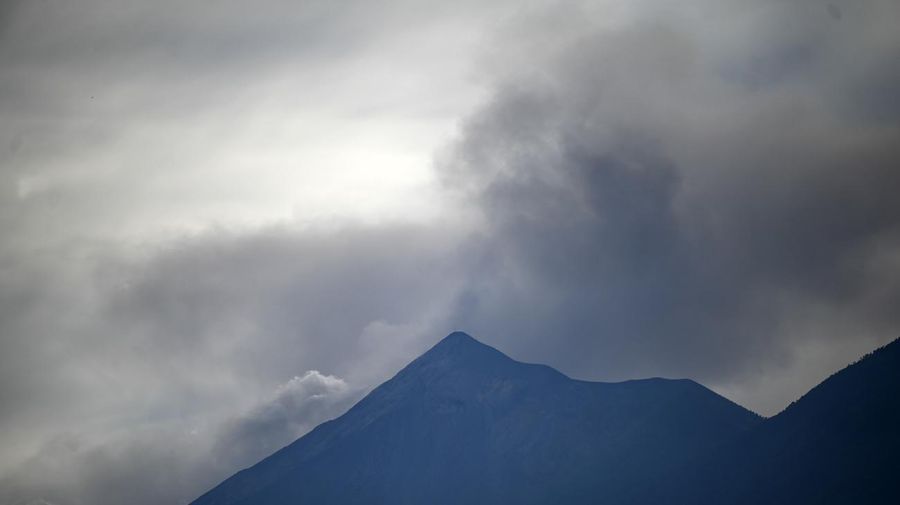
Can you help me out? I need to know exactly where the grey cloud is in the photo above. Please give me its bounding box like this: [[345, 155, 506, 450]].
[[2, 0, 485, 501], [2, 0, 900, 504], [0, 370, 357, 505], [0, 0, 496, 248], [0, 429, 215, 505], [0, 0, 503, 119], [441, 0, 900, 414], [0, 223, 462, 505], [100, 225, 462, 385], [0, 222, 463, 505]]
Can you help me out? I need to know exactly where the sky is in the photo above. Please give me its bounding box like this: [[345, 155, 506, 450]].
[[1, 0, 899, 504]]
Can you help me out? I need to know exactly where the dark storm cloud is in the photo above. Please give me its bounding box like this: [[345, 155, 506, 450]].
[[441, 0, 900, 412]]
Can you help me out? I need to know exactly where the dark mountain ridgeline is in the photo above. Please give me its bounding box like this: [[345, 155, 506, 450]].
[[191, 332, 899, 505], [683, 337, 900, 505]]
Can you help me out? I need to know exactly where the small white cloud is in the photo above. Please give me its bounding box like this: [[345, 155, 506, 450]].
[[212, 371, 359, 470]]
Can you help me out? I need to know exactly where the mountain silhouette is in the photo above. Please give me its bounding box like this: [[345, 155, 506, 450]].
[[191, 333, 900, 504], [683, 337, 900, 505], [190, 332, 760, 505]]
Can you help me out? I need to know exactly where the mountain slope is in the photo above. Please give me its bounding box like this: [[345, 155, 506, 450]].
[[190, 332, 760, 505], [690, 337, 900, 505]]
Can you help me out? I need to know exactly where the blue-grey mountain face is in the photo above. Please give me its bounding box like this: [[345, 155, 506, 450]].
[[190, 332, 760, 505], [191, 333, 900, 504], [685, 337, 900, 505]]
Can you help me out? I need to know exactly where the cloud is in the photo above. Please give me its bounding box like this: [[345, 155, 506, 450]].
[[0, 429, 216, 505], [1, 0, 484, 499], [0, 371, 358, 505], [0, 223, 463, 505], [439, 0, 900, 414], [0, 0, 501, 246], [1, 1, 899, 504], [212, 371, 357, 471]]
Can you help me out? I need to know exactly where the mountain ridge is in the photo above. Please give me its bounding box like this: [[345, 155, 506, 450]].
[[684, 336, 900, 505], [190, 332, 759, 505], [190, 332, 898, 505]]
